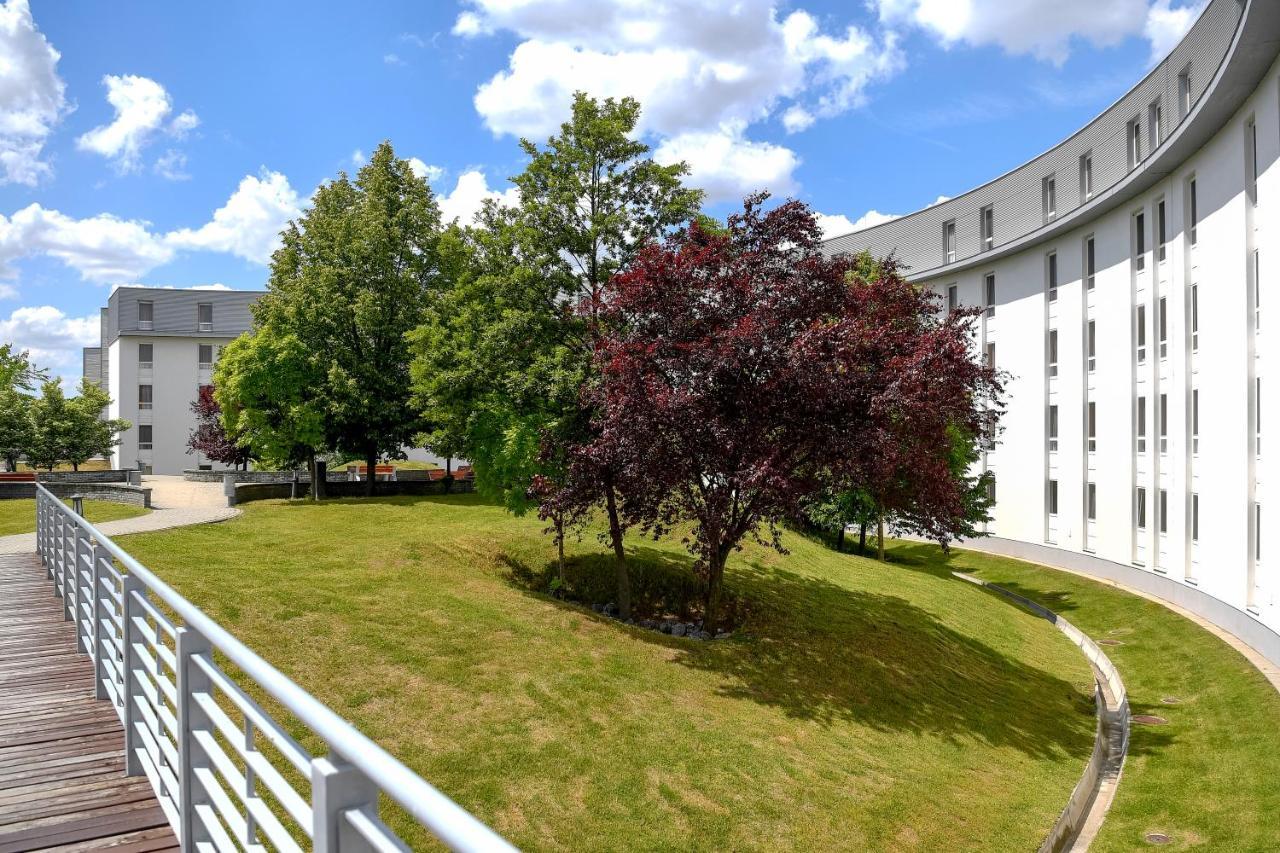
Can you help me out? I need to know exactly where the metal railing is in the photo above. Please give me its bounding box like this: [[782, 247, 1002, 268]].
[[34, 483, 516, 853]]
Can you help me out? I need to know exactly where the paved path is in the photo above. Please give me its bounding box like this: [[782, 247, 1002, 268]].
[[0, 553, 178, 852], [0, 475, 239, 554]]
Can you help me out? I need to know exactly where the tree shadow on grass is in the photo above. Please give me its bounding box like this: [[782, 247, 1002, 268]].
[[501, 544, 1151, 763]]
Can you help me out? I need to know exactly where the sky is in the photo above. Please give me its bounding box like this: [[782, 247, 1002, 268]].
[[0, 0, 1208, 389]]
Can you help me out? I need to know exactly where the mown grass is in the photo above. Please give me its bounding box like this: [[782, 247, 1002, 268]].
[[0, 497, 149, 536], [119, 495, 1096, 851], [913, 544, 1280, 851]]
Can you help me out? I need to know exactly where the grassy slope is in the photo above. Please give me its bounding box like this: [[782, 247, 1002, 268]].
[[120, 495, 1094, 851], [0, 498, 149, 536], [924, 543, 1280, 851]]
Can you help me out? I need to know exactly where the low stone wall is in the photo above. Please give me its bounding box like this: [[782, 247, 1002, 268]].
[[183, 469, 349, 484], [0, 481, 152, 508], [232, 477, 474, 505], [36, 470, 133, 484]]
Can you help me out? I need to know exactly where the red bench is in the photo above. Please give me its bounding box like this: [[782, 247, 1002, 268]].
[[0, 472, 36, 482]]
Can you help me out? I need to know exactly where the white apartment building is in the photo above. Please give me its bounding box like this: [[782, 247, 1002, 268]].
[[83, 287, 264, 475], [826, 0, 1280, 657]]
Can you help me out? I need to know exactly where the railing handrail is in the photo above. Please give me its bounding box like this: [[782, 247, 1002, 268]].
[[34, 482, 515, 852]]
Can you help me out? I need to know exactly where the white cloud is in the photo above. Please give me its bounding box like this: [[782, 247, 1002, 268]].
[[351, 149, 365, 167], [874, 0, 1203, 66], [655, 126, 799, 203], [407, 157, 444, 183], [0, 204, 174, 281], [0, 283, 17, 300], [383, 53, 406, 66], [154, 149, 190, 181], [165, 170, 301, 264], [0, 0, 68, 186], [817, 195, 951, 239], [437, 170, 519, 225], [0, 305, 98, 388], [76, 74, 199, 172]]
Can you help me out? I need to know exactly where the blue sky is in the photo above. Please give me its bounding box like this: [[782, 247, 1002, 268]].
[[0, 0, 1206, 388]]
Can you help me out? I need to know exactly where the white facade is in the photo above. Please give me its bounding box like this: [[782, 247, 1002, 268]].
[[828, 0, 1280, 640]]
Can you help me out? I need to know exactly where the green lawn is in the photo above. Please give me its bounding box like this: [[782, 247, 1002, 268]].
[[0, 498, 149, 536], [119, 495, 1099, 851], [914, 544, 1280, 851]]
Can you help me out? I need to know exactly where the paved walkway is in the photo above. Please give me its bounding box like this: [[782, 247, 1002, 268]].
[[0, 475, 239, 554]]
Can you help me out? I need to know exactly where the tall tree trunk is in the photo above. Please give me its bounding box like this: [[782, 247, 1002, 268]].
[[704, 548, 727, 635], [365, 446, 377, 497], [603, 482, 631, 620], [71, 461, 79, 472], [877, 511, 886, 562], [308, 450, 318, 502], [836, 525, 845, 553], [859, 520, 867, 554], [444, 456, 453, 494], [555, 512, 566, 586]]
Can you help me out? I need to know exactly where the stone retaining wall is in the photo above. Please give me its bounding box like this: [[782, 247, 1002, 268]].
[[36, 470, 133, 483], [0, 481, 152, 508], [232, 477, 474, 505], [183, 469, 352, 484]]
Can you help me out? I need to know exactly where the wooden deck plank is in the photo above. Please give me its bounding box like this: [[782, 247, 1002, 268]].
[[0, 554, 176, 853]]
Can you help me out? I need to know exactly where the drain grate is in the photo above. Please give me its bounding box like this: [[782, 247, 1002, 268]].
[[1132, 714, 1169, 725], [1144, 832, 1172, 844]]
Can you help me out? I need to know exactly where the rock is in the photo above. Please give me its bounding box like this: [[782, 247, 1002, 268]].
[[714, 631, 730, 640], [660, 621, 673, 634], [592, 603, 603, 613], [672, 623, 687, 637]]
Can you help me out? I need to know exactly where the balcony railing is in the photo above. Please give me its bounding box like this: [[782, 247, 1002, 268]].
[[33, 484, 514, 852]]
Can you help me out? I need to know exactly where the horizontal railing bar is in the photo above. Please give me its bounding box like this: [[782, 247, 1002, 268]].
[[194, 729, 305, 853], [344, 808, 412, 853], [133, 593, 179, 640], [133, 727, 182, 823], [193, 655, 312, 775], [132, 691, 181, 780], [194, 800, 241, 853], [194, 764, 256, 851]]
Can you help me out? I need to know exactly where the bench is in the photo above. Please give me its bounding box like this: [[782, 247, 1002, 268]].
[[0, 472, 37, 482]]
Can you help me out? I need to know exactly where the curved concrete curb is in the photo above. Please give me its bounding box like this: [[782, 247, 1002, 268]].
[[954, 572, 1129, 853]]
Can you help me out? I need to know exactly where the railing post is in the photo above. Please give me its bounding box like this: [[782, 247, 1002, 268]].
[[92, 540, 111, 701], [176, 626, 213, 852], [312, 755, 379, 853], [34, 492, 42, 561], [121, 573, 146, 777]]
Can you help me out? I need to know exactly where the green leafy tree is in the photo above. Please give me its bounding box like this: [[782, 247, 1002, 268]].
[[0, 388, 33, 471], [257, 140, 442, 495], [803, 488, 878, 553], [0, 344, 47, 393], [410, 93, 702, 618], [25, 379, 72, 471], [64, 380, 129, 471]]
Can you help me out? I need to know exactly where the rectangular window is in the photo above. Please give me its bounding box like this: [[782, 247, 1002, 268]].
[[138, 384, 152, 410], [980, 205, 994, 251], [1087, 482, 1097, 522], [1080, 152, 1094, 201], [1247, 117, 1259, 205], [1087, 320, 1097, 373], [1192, 493, 1199, 542], [1257, 504, 1263, 563], [1085, 236, 1096, 290], [1137, 487, 1147, 530], [138, 342, 153, 369], [1192, 388, 1199, 455], [1179, 67, 1192, 118], [1160, 393, 1169, 454], [1048, 479, 1059, 516], [1188, 177, 1198, 246], [198, 344, 213, 370], [1134, 211, 1146, 271], [943, 220, 956, 264], [1137, 395, 1147, 453], [1129, 118, 1142, 169], [947, 284, 958, 312], [1043, 175, 1057, 222], [1047, 252, 1058, 302], [197, 302, 213, 332], [1048, 329, 1059, 377], [1137, 304, 1147, 363], [1088, 401, 1097, 452], [138, 424, 153, 451], [138, 300, 154, 330], [1149, 100, 1163, 151], [1159, 489, 1168, 534], [986, 341, 995, 370], [985, 273, 995, 318], [1257, 377, 1262, 456], [1048, 404, 1059, 452], [1191, 284, 1199, 351], [1157, 199, 1167, 262], [1158, 296, 1168, 359], [1254, 249, 1261, 332]]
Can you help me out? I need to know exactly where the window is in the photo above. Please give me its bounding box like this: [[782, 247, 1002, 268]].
[[138, 343, 153, 370], [1087, 320, 1096, 372], [1246, 117, 1258, 205], [1257, 377, 1262, 456], [1188, 177, 1198, 246], [1254, 249, 1261, 332], [138, 424, 153, 451], [197, 302, 213, 332], [1160, 393, 1169, 454], [1191, 284, 1199, 351], [985, 273, 995, 318], [1048, 329, 1059, 377], [1042, 175, 1057, 222], [1137, 395, 1147, 453], [1048, 480, 1059, 516], [1158, 296, 1168, 359], [1137, 304, 1147, 363], [1087, 483, 1097, 522], [986, 342, 995, 370], [1192, 493, 1199, 542], [1192, 388, 1199, 454], [138, 384, 152, 411], [980, 205, 994, 251], [1256, 504, 1263, 563], [1148, 100, 1163, 151], [198, 344, 214, 370], [1136, 487, 1147, 530], [947, 284, 958, 312], [986, 477, 996, 505], [1048, 405, 1059, 452], [1159, 489, 1168, 534], [1128, 118, 1142, 169], [1157, 199, 1167, 262], [138, 300, 154, 330], [943, 220, 956, 265], [1134, 211, 1146, 271], [1088, 401, 1097, 452], [1080, 152, 1094, 201], [1178, 67, 1192, 118], [1046, 252, 1058, 302], [1085, 236, 1096, 290]]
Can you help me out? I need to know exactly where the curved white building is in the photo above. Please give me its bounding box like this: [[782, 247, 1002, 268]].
[[826, 0, 1280, 663]]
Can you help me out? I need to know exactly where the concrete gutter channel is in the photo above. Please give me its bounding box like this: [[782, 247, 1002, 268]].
[[953, 572, 1129, 853]]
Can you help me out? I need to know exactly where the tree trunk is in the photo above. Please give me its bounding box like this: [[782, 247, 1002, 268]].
[[365, 447, 377, 497], [603, 482, 631, 620], [555, 512, 566, 586], [308, 450, 318, 502], [443, 456, 453, 494], [859, 520, 867, 554], [71, 461, 79, 472], [877, 512, 886, 562], [704, 550, 727, 635], [836, 526, 845, 553]]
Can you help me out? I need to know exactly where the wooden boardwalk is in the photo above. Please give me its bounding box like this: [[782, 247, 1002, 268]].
[[0, 554, 176, 853]]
